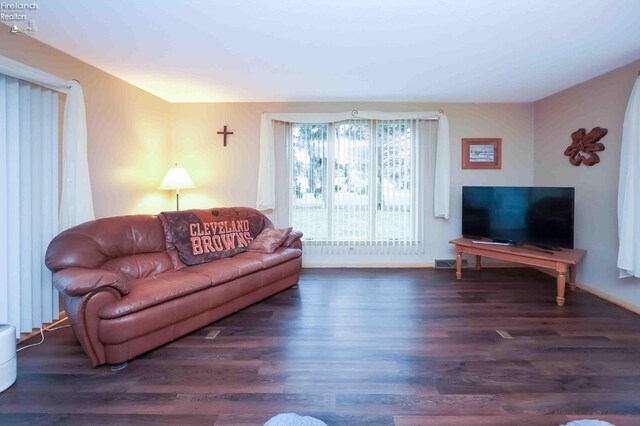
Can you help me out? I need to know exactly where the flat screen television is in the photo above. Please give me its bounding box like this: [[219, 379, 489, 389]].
[[462, 186, 575, 249]]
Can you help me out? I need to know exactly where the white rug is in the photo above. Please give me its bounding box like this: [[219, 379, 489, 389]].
[[560, 421, 615, 426], [264, 413, 328, 426]]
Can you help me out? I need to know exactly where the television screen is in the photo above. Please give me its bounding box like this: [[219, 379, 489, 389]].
[[462, 186, 575, 249]]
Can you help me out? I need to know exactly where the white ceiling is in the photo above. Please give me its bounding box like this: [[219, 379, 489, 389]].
[[27, 0, 640, 103]]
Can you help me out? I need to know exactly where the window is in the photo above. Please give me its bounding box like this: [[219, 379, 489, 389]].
[[290, 119, 419, 246]]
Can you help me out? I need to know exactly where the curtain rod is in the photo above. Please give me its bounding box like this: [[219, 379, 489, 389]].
[[0, 55, 76, 92], [263, 109, 445, 115]]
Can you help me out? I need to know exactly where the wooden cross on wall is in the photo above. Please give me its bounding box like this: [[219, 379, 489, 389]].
[[217, 125, 234, 147]]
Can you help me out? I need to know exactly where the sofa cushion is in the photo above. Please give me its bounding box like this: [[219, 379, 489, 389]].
[[46, 214, 166, 271], [101, 251, 175, 281], [98, 272, 276, 345], [183, 256, 264, 286], [234, 247, 302, 269], [99, 248, 301, 320], [98, 271, 212, 319]]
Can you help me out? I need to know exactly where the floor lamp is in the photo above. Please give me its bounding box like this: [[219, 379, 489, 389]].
[[160, 164, 195, 211]]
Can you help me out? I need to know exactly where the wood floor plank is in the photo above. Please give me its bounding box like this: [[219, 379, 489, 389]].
[[564, 415, 640, 426], [498, 392, 640, 415], [0, 414, 219, 426], [215, 413, 395, 426], [2, 267, 640, 424], [335, 393, 508, 416], [393, 415, 570, 426]]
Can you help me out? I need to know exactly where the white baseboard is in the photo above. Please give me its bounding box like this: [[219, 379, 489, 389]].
[[302, 261, 522, 268], [574, 282, 640, 315], [534, 267, 640, 315], [302, 263, 434, 268]]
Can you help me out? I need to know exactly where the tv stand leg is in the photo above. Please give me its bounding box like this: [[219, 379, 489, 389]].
[[456, 252, 462, 280], [556, 264, 567, 306], [475, 255, 481, 270], [569, 265, 577, 291]]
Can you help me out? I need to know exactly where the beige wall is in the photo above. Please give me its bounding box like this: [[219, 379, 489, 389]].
[[0, 28, 172, 218], [534, 59, 640, 310], [170, 102, 534, 263]]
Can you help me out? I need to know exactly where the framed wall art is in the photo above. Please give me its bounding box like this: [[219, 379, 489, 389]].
[[462, 138, 502, 170]]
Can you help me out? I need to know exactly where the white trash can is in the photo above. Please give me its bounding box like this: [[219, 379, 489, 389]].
[[0, 324, 17, 393]]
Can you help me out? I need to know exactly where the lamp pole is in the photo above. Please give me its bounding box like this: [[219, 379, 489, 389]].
[[160, 164, 195, 211]]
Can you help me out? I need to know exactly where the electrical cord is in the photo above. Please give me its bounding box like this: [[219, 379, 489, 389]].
[[16, 327, 44, 352], [47, 324, 71, 332], [16, 318, 70, 352]]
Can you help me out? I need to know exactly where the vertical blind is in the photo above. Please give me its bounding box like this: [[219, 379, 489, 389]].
[[287, 119, 429, 259], [258, 111, 450, 219], [0, 74, 59, 337]]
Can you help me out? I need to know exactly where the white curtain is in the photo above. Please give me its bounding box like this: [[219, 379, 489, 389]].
[[272, 121, 292, 228], [618, 75, 640, 278], [59, 81, 94, 230], [257, 110, 450, 219], [0, 55, 93, 337], [0, 75, 59, 337]]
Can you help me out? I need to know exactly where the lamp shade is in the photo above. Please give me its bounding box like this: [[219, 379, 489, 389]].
[[159, 166, 195, 190]]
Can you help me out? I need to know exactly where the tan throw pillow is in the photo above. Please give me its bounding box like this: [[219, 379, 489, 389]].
[[249, 227, 293, 253]]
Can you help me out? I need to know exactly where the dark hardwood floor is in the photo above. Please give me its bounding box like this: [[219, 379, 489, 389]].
[[2, 267, 640, 425]]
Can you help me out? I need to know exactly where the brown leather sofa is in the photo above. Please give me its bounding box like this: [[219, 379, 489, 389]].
[[45, 208, 302, 367]]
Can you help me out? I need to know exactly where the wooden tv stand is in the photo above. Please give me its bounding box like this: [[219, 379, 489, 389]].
[[449, 238, 586, 306]]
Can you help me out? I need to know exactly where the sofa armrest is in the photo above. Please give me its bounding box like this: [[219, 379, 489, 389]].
[[281, 230, 303, 249], [53, 267, 129, 297]]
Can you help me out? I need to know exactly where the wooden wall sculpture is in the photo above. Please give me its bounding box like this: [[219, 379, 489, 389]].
[[564, 127, 608, 166]]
